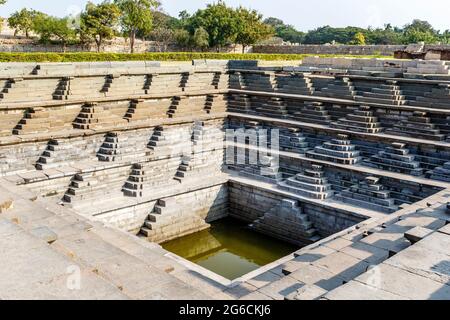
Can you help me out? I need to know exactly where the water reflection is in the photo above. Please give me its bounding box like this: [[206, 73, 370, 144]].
[[162, 217, 299, 280]]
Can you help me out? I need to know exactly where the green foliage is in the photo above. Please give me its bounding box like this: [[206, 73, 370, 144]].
[[114, 0, 158, 52], [149, 27, 174, 51], [402, 19, 440, 44], [32, 14, 76, 51], [177, 2, 272, 51], [404, 29, 439, 44], [0, 0, 5, 31], [235, 7, 273, 52], [0, 52, 388, 63], [403, 19, 437, 34], [174, 29, 192, 49], [193, 27, 209, 51], [441, 30, 450, 44], [152, 11, 179, 30], [365, 25, 403, 45], [189, 1, 239, 50], [80, 1, 121, 52], [8, 8, 38, 38], [351, 32, 366, 45], [304, 26, 367, 44], [264, 17, 305, 43]]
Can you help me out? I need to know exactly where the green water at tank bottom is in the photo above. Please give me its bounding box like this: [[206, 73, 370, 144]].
[[161, 217, 299, 280]]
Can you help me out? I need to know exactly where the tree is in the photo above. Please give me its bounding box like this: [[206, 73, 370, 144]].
[[32, 15, 76, 52], [235, 7, 273, 53], [404, 29, 439, 44], [365, 26, 403, 45], [114, 0, 158, 53], [304, 26, 368, 44], [193, 27, 209, 51], [402, 19, 439, 44], [149, 27, 174, 51], [441, 30, 450, 44], [80, 1, 121, 52], [351, 32, 366, 45], [152, 11, 179, 30], [264, 17, 305, 43], [0, 0, 5, 33], [178, 10, 190, 22], [403, 19, 437, 34], [264, 17, 284, 28], [174, 29, 192, 50], [189, 1, 239, 51], [8, 8, 37, 38]]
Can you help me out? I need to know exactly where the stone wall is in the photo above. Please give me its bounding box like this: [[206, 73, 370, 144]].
[[101, 184, 228, 236], [252, 44, 407, 56], [228, 181, 365, 237], [0, 33, 244, 53], [252, 44, 450, 57]]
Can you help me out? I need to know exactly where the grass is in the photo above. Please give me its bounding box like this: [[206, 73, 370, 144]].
[[0, 52, 393, 63]]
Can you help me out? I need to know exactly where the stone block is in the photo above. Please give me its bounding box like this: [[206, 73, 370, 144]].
[[324, 280, 405, 300], [404, 226, 434, 244], [356, 263, 450, 300], [287, 262, 346, 291], [30, 226, 58, 244], [312, 251, 370, 282], [438, 224, 450, 236], [285, 284, 327, 300], [258, 276, 304, 300], [339, 242, 390, 265]]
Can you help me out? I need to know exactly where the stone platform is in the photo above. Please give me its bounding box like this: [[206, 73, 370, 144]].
[[0, 59, 450, 300]]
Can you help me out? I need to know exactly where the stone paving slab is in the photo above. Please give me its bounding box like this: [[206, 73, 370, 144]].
[[325, 280, 407, 300], [404, 226, 434, 244], [245, 271, 282, 289], [311, 251, 370, 282], [339, 242, 390, 265], [322, 237, 354, 251], [286, 262, 346, 291], [224, 283, 259, 299], [1, 270, 129, 300], [384, 243, 450, 285], [355, 263, 450, 300], [286, 284, 328, 300], [257, 276, 305, 300], [239, 291, 274, 300], [360, 225, 411, 254], [438, 224, 450, 236], [413, 232, 450, 256], [0, 219, 128, 300]]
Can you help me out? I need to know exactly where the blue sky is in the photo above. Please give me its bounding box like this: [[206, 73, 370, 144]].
[[1, 0, 449, 31]]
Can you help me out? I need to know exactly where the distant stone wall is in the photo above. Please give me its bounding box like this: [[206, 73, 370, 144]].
[[0, 37, 178, 53], [252, 44, 407, 56], [0, 35, 244, 53]]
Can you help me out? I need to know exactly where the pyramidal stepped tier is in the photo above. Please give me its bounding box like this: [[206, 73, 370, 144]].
[[278, 165, 333, 200], [306, 134, 362, 165]]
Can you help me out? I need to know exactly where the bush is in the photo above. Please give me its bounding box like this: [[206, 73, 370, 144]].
[[0, 52, 389, 63]]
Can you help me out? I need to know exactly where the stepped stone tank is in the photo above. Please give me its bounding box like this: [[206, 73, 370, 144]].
[[0, 58, 450, 300]]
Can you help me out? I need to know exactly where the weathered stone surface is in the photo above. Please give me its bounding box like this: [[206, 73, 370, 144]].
[[286, 262, 346, 291], [325, 280, 406, 300], [356, 264, 450, 300], [30, 226, 58, 244], [404, 226, 434, 244], [257, 276, 305, 300], [285, 284, 327, 300]]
